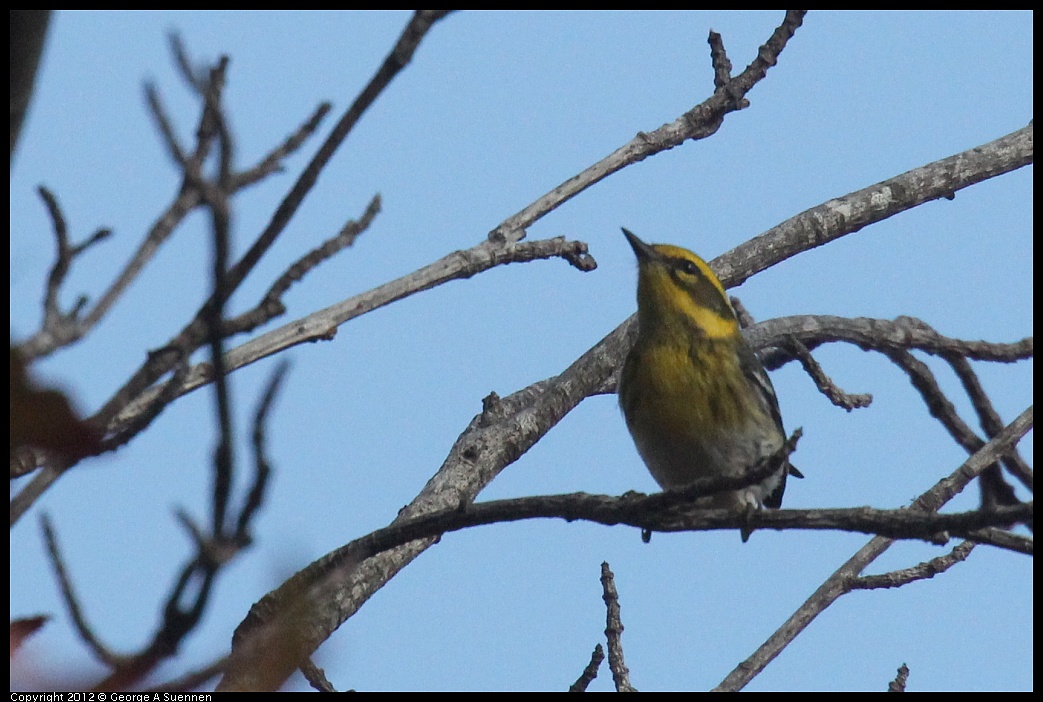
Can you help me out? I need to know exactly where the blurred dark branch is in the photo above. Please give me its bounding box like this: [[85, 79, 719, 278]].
[[33, 99, 285, 686], [236, 360, 289, 541], [147, 656, 227, 694], [41, 515, 125, 668], [10, 10, 51, 163], [145, 82, 187, 166], [91, 10, 453, 433], [231, 102, 332, 191], [221, 10, 454, 304], [36, 362, 287, 691], [221, 194, 382, 338], [34, 186, 112, 340], [178, 53, 240, 539], [9, 357, 190, 526], [11, 13, 452, 523], [15, 47, 330, 364]]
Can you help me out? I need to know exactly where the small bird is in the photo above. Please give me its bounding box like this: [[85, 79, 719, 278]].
[[617, 228, 799, 531]]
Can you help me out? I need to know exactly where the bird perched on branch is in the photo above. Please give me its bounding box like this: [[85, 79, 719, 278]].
[[617, 228, 801, 539]]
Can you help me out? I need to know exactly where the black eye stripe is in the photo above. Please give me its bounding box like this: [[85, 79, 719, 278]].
[[672, 257, 700, 277], [664, 256, 733, 320]]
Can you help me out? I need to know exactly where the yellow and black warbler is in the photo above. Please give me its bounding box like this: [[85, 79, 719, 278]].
[[618, 228, 799, 517]]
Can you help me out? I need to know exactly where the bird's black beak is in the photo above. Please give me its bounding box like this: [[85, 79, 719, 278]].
[[622, 227, 655, 261]]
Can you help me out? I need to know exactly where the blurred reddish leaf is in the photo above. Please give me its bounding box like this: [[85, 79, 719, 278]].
[[10, 615, 49, 656], [10, 347, 103, 463]]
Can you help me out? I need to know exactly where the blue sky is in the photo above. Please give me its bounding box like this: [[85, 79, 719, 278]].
[[10, 11, 1032, 692]]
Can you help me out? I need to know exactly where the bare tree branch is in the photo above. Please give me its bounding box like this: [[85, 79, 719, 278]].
[[108, 234, 595, 434], [943, 353, 1032, 493], [888, 663, 910, 692], [220, 194, 383, 338], [16, 55, 330, 362], [489, 10, 807, 245], [851, 541, 975, 590], [10, 12, 454, 522], [216, 74, 1032, 696], [751, 314, 1032, 368], [710, 124, 1033, 290], [301, 658, 338, 693], [600, 562, 637, 693], [11, 12, 1030, 693], [569, 644, 605, 692], [713, 406, 1033, 692], [218, 418, 1030, 690], [88, 11, 454, 429], [236, 360, 289, 542], [41, 515, 125, 668], [784, 335, 873, 410]]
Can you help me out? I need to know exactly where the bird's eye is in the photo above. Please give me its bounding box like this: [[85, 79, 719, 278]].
[[679, 260, 699, 277]]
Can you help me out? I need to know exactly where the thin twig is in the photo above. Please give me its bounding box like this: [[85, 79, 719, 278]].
[[569, 644, 605, 692], [301, 658, 338, 692], [785, 336, 873, 410], [851, 541, 976, 590], [222, 194, 383, 337], [236, 361, 290, 541], [41, 515, 124, 667], [714, 407, 1033, 691], [731, 298, 872, 411], [222, 11, 456, 311], [10, 14, 448, 519], [489, 10, 807, 245], [17, 53, 331, 362], [708, 30, 733, 90], [600, 562, 636, 693], [108, 234, 596, 433], [888, 663, 910, 692], [145, 81, 187, 166], [35, 187, 112, 330], [232, 101, 333, 190], [168, 31, 205, 93], [94, 10, 454, 435], [944, 353, 1032, 492]]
